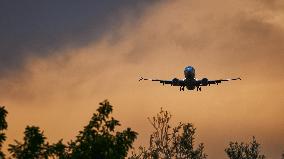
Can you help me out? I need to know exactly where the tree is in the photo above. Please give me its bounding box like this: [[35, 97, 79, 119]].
[[46, 139, 68, 159], [8, 126, 49, 159], [8, 126, 68, 159], [131, 108, 206, 159], [7, 100, 137, 159], [225, 136, 265, 159], [0, 106, 8, 158], [68, 100, 138, 159]]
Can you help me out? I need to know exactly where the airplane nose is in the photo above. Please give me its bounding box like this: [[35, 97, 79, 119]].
[[184, 66, 195, 78], [185, 67, 192, 73]]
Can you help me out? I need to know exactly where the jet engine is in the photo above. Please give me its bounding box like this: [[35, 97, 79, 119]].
[[201, 78, 208, 86], [172, 78, 179, 86]]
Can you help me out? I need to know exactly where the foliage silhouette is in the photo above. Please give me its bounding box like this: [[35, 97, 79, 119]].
[[0, 106, 8, 158], [225, 136, 265, 159], [8, 126, 49, 159], [130, 108, 206, 159], [68, 100, 137, 159], [46, 139, 69, 159], [1, 101, 278, 158], [6, 100, 137, 159]]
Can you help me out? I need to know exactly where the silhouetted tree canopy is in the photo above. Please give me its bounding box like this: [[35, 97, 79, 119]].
[[7, 100, 137, 159], [131, 108, 206, 159], [46, 139, 68, 159], [8, 126, 49, 159], [1, 101, 279, 158], [225, 136, 265, 159], [0, 106, 8, 158], [68, 100, 138, 159]]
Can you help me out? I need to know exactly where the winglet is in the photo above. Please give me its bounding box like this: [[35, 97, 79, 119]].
[[229, 77, 242, 81], [139, 77, 152, 81]]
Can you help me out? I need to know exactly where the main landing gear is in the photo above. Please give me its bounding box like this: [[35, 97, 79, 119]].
[[196, 87, 202, 91], [180, 86, 185, 91]]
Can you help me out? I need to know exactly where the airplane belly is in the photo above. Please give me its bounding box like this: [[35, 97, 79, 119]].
[[186, 85, 195, 90], [185, 79, 196, 90]]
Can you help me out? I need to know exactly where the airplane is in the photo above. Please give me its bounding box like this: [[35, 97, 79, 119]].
[[139, 66, 241, 91]]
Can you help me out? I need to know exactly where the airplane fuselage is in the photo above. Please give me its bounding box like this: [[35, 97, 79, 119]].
[[184, 78, 196, 90], [184, 66, 195, 79], [184, 66, 196, 90]]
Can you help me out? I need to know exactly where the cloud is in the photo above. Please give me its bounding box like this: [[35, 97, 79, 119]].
[[0, 0, 283, 158], [0, 0, 159, 75]]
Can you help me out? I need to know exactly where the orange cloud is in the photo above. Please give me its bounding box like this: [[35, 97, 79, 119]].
[[0, 0, 283, 158]]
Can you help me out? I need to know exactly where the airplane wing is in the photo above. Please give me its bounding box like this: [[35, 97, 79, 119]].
[[139, 77, 184, 86], [208, 78, 241, 85], [197, 77, 241, 86]]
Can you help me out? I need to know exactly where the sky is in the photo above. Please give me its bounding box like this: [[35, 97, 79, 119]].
[[0, 0, 283, 158]]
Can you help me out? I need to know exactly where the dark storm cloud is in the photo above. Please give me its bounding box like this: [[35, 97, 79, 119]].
[[0, 0, 158, 75]]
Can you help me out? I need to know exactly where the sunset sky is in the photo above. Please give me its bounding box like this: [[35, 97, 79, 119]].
[[0, 0, 283, 158]]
